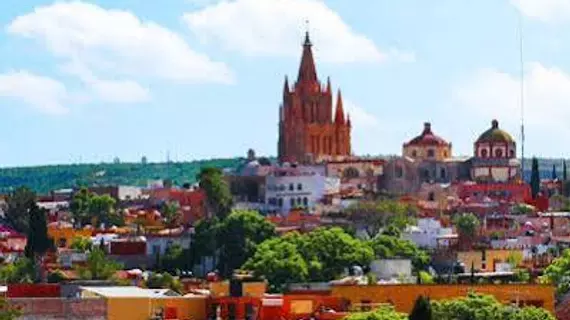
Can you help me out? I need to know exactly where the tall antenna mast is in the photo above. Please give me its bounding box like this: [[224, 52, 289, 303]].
[[518, 11, 526, 180]]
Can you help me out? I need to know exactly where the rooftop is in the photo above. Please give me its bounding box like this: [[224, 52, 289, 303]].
[[79, 286, 180, 298]]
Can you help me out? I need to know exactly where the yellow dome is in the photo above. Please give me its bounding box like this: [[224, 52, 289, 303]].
[[476, 120, 514, 143]]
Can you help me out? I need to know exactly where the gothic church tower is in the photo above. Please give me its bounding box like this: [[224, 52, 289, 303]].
[[278, 32, 351, 164]]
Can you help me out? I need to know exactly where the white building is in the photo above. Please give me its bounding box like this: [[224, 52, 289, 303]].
[[402, 218, 456, 249], [264, 165, 339, 214], [370, 259, 413, 282], [146, 229, 192, 257]]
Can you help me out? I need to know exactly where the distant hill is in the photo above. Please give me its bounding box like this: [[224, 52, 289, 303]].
[[0, 158, 244, 195], [0, 157, 563, 195]]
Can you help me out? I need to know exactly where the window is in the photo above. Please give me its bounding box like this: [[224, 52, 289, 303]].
[[495, 149, 503, 158], [297, 183, 302, 191], [428, 192, 435, 201], [297, 197, 302, 206], [303, 197, 308, 206], [290, 198, 295, 207], [427, 149, 435, 158], [411, 150, 417, 157], [395, 166, 403, 178], [440, 168, 446, 179], [279, 185, 285, 191], [343, 167, 360, 179], [509, 149, 515, 158], [278, 198, 283, 207], [481, 149, 488, 158], [443, 151, 448, 158], [289, 183, 294, 191]]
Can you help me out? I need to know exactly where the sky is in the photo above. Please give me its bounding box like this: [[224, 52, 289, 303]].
[[0, 0, 569, 167]]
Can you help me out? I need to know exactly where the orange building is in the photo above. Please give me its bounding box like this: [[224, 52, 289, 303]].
[[330, 284, 555, 314], [278, 32, 351, 164]]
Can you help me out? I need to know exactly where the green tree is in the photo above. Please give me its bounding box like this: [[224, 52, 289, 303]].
[[300, 227, 374, 281], [243, 228, 374, 288], [541, 248, 570, 296], [242, 236, 309, 292], [24, 204, 53, 260], [552, 164, 557, 180], [345, 200, 417, 238], [0, 297, 22, 320], [531, 157, 540, 199], [70, 237, 93, 252], [161, 201, 181, 228], [160, 244, 185, 274], [191, 217, 220, 271], [453, 213, 480, 238], [76, 247, 122, 280], [197, 167, 233, 219], [70, 189, 122, 227], [4, 186, 36, 233], [344, 306, 407, 320], [24, 204, 54, 282], [369, 235, 429, 271], [431, 292, 555, 320], [217, 210, 276, 276], [409, 295, 432, 320], [69, 188, 92, 226], [0, 257, 35, 284], [145, 272, 182, 293]]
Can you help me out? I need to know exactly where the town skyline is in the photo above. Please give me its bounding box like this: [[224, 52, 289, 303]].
[[1, 0, 570, 166]]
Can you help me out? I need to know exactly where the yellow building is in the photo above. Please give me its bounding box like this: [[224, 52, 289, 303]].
[[209, 280, 267, 298], [80, 286, 207, 320], [457, 249, 523, 272], [402, 122, 452, 161], [331, 284, 555, 314], [48, 224, 92, 248]]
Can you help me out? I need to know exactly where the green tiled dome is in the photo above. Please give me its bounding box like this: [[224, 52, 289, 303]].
[[476, 120, 514, 143]]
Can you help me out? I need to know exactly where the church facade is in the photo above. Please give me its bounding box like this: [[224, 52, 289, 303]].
[[278, 32, 351, 164]]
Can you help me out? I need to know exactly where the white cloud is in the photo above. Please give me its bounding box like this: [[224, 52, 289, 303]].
[[511, 0, 570, 23], [343, 99, 379, 127], [183, 0, 413, 63], [0, 71, 69, 115], [61, 60, 150, 104], [452, 62, 570, 135], [7, 1, 234, 88]]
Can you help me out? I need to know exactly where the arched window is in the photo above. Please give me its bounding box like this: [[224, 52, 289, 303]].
[[278, 198, 283, 207], [427, 149, 435, 158], [509, 149, 515, 158], [481, 149, 488, 158], [440, 168, 446, 179], [428, 192, 435, 201], [495, 149, 503, 158], [443, 151, 448, 158], [411, 150, 417, 157], [297, 197, 302, 206], [297, 183, 303, 191], [303, 197, 308, 206], [290, 198, 295, 207], [289, 183, 294, 191]]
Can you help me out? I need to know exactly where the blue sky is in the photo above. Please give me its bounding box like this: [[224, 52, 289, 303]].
[[0, 0, 569, 167]]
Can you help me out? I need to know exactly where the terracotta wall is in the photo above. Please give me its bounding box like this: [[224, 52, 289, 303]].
[[330, 284, 555, 314]]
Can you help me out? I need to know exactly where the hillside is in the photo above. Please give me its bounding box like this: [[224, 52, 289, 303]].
[[0, 157, 563, 195], [0, 158, 244, 194]]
